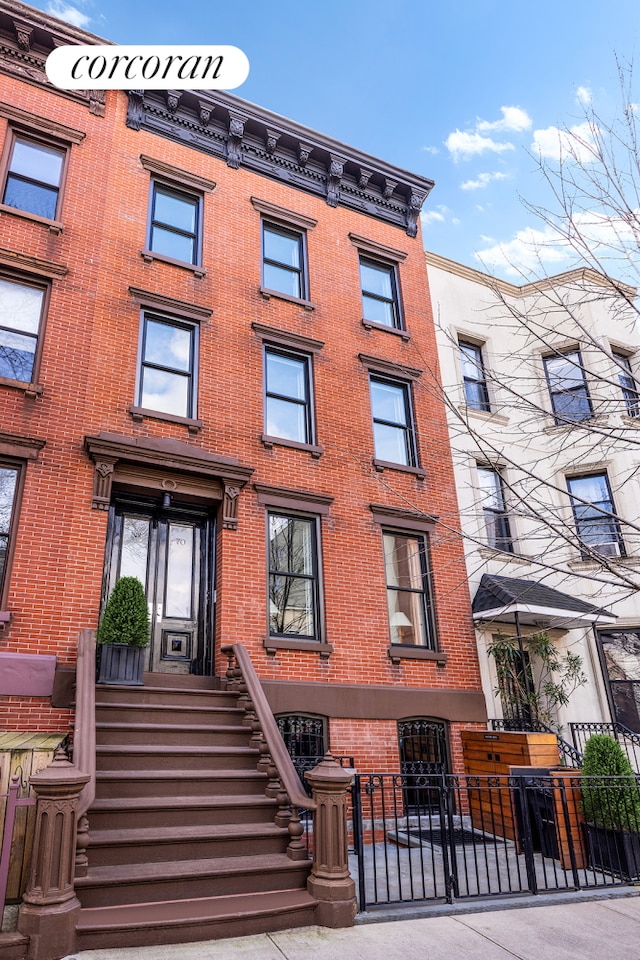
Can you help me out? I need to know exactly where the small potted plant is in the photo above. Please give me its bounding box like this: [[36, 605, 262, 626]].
[[97, 576, 150, 685], [582, 733, 640, 879]]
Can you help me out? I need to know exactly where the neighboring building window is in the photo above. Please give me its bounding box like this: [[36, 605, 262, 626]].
[[359, 256, 401, 329], [613, 351, 640, 418], [2, 135, 65, 220], [264, 346, 313, 444], [268, 512, 320, 639], [599, 630, 640, 732], [370, 376, 416, 466], [459, 340, 490, 411], [477, 466, 514, 552], [0, 464, 20, 603], [137, 313, 197, 418], [148, 182, 201, 265], [383, 530, 436, 649], [262, 222, 306, 299], [544, 350, 592, 423], [567, 472, 624, 558], [0, 276, 46, 383]]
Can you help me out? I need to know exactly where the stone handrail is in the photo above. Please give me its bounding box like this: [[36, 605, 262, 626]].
[[221, 643, 316, 812], [74, 629, 96, 817]]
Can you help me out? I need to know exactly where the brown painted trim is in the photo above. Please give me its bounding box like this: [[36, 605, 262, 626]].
[[128, 286, 212, 320], [140, 155, 216, 192], [370, 503, 437, 531], [0, 431, 46, 459], [358, 353, 422, 381], [51, 664, 75, 709], [261, 435, 323, 458], [362, 318, 411, 341], [373, 459, 426, 479], [0, 203, 64, 234], [0, 652, 57, 696], [0, 246, 67, 278], [260, 679, 488, 723], [251, 197, 317, 230], [259, 287, 316, 311], [0, 457, 26, 611], [128, 405, 203, 435], [254, 482, 333, 513], [263, 637, 333, 658], [348, 232, 408, 262], [140, 249, 206, 278], [0, 102, 86, 143], [251, 321, 324, 353], [387, 645, 447, 665]]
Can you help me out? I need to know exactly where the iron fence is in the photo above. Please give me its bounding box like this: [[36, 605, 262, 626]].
[[350, 772, 640, 911], [489, 718, 583, 769], [570, 722, 640, 773]]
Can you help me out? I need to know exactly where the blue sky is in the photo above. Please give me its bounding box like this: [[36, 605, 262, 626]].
[[32, 0, 640, 280]]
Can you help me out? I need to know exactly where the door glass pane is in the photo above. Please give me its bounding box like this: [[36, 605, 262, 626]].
[[119, 516, 150, 586], [165, 523, 194, 618]]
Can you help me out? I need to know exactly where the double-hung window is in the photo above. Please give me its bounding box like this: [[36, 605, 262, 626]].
[[370, 376, 416, 467], [567, 472, 624, 558], [613, 351, 640, 418], [264, 347, 313, 445], [0, 276, 46, 384], [359, 256, 401, 330], [544, 350, 592, 423], [148, 182, 201, 266], [137, 313, 197, 419], [0, 463, 20, 606], [262, 222, 306, 299], [268, 512, 320, 640], [477, 466, 514, 552], [2, 135, 65, 220], [459, 340, 490, 411], [383, 530, 436, 650]]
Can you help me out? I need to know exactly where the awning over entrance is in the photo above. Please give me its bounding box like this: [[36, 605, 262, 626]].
[[472, 573, 617, 629]]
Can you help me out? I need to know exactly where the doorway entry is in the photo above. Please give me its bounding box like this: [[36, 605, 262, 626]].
[[398, 718, 449, 812], [103, 495, 215, 675]]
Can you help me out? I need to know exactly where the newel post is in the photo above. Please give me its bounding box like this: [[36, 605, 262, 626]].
[[305, 753, 357, 928], [18, 750, 90, 960]]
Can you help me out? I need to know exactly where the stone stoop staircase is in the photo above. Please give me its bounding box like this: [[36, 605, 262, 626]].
[[74, 676, 316, 949]]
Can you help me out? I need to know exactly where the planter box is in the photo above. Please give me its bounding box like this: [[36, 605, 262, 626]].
[[97, 644, 145, 685], [584, 821, 640, 879]]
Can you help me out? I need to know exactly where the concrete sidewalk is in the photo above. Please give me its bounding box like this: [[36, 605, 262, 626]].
[[62, 891, 640, 960]]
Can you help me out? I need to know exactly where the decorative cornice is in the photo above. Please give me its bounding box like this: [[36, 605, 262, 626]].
[[0, 430, 46, 459], [369, 503, 437, 532], [125, 89, 433, 237], [0, 246, 67, 278], [349, 232, 407, 263], [128, 286, 212, 321], [0, 102, 85, 142], [358, 353, 423, 381], [254, 483, 333, 514], [250, 197, 317, 231], [139, 155, 216, 193], [251, 322, 324, 354]]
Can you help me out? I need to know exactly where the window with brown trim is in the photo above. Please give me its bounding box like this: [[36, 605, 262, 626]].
[[2, 131, 67, 221], [383, 529, 437, 651], [147, 180, 202, 267], [0, 273, 48, 386], [134, 311, 199, 422], [0, 461, 21, 609]]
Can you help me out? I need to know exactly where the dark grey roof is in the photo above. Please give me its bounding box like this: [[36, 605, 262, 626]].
[[472, 574, 613, 620]]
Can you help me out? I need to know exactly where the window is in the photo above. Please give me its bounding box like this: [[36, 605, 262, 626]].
[[544, 351, 592, 423], [370, 376, 416, 467], [262, 222, 306, 299], [359, 256, 401, 330], [264, 346, 313, 444], [2, 135, 65, 220], [613, 351, 640, 418], [268, 512, 320, 640], [459, 340, 490, 411], [477, 466, 514, 552], [0, 464, 20, 605], [0, 276, 46, 383], [148, 181, 201, 265], [383, 530, 436, 650], [567, 472, 624, 558], [137, 313, 197, 419]]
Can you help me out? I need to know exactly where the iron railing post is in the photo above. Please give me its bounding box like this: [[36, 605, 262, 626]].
[[516, 776, 538, 895]]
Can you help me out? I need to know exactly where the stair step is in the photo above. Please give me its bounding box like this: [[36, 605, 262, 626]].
[[94, 768, 269, 798], [89, 793, 278, 829], [95, 687, 239, 707], [76, 889, 317, 949], [95, 701, 245, 724], [76, 852, 311, 907], [0, 932, 29, 960], [95, 721, 252, 747], [95, 744, 259, 771]]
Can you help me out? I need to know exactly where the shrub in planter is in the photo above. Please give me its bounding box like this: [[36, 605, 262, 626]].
[[97, 577, 150, 685], [582, 733, 640, 878]]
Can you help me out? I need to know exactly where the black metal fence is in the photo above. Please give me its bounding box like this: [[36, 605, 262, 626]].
[[489, 718, 583, 769], [570, 722, 640, 773], [350, 772, 640, 911]]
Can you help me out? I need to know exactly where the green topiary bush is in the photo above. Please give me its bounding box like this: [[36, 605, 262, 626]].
[[582, 733, 640, 831], [97, 576, 150, 648]]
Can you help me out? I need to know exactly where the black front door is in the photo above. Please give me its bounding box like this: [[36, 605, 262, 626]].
[[103, 496, 215, 675]]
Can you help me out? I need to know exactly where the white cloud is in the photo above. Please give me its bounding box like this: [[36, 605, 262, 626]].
[[475, 225, 570, 277], [477, 106, 532, 133], [531, 121, 598, 163], [422, 145, 440, 155], [445, 130, 515, 161], [47, 1, 91, 27], [460, 171, 508, 191], [576, 86, 592, 106], [421, 204, 451, 227]]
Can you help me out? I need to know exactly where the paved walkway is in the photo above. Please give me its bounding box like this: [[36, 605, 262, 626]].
[[62, 890, 640, 960]]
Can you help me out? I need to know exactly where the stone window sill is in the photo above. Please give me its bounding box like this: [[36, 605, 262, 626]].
[[477, 547, 530, 565], [373, 459, 426, 479], [264, 637, 333, 658], [140, 249, 205, 278], [0, 376, 43, 398], [128, 404, 203, 434], [387, 644, 446, 666], [459, 404, 509, 426], [0, 204, 63, 234], [362, 318, 411, 341], [261, 434, 323, 459], [259, 287, 316, 311]]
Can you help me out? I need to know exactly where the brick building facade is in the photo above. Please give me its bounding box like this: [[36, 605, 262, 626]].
[[0, 0, 485, 779]]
